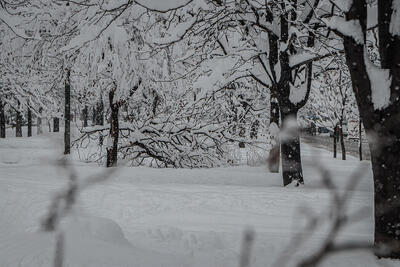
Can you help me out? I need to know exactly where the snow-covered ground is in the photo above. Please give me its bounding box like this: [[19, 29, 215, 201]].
[[0, 128, 397, 267]]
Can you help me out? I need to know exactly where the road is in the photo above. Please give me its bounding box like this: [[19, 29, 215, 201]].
[[301, 134, 371, 160]]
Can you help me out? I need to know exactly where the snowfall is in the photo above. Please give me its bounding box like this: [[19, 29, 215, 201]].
[[0, 127, 398, 267]]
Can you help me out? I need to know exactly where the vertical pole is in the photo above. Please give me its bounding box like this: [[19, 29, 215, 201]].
[[64, 69, 71, 155], [359, 117, 362, 161], [27, 108, 32, 137], [0, 100, 5, 138]]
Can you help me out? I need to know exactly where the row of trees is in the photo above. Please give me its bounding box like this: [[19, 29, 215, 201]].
[[0, 0, 268, 166], [1, 0, 400, 258], [300, 56, 361, 160]]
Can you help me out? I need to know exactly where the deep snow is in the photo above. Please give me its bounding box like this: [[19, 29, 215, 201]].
[[0, 128, 397, 267]]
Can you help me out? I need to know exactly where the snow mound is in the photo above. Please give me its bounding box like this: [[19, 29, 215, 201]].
[[0, 150, 21, 164], [0, 214, 186, 267], [60, 214, 132, 246]]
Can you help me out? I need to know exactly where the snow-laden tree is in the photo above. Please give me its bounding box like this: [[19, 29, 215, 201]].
[[0, 26, 37, 137], [1, 0, 264, 167], [324, 0, 400, 257], [72, 21, 146, 166], [301, 57, 356, 160], [0, 0, 77, 139], [63, 0, 339, 184], [64, 7, 247, 167], [73, 82, 251, 168], [146, 0, 342, 185]]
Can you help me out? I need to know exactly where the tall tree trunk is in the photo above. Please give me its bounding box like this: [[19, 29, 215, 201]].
[[0, 100, 5, 138], [269, 100, 280, 173], [333, 125, 337, 158], [95, 100, 104, 146], [53, 117, 59, 132], [37, 108, 43, 135], [96, 100, 104, 126], [16, 110, 22, 137], [27, 108, 32, 137], [92, 106, 96, 126], [359, 117, 363, 161], [280, 109, 303, 186], [339, 125, 346, 160], [106, 90, 119, 167], [342, 0, 400, 257], [370, 130, 400, 258], [64, 69, 71, 155], [82, 105, 88, 127], [275, 3, 307, 187]]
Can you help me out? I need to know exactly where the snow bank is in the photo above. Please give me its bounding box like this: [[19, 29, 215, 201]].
[[0, 214, 185, 267], [0, 132, 385, 267], [60, 214, 132, 246]]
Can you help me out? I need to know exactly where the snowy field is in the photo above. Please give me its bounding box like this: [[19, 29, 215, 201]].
[[0, 128, 397, 267]]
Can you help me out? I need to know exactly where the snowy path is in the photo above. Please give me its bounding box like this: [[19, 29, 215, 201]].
[[0, 133, 395, 267]]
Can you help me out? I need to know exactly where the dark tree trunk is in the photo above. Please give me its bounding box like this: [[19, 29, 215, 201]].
[[342, 0, 400, 257], [64, 69, 71, 155], [82, 105, 88, 127], [53, 117, 59, 132], [27, 108, 32, 137], [280, 109, 303, 186], [333, 125, 337, 158], [371, 134, 400, 258], [269, 100, 280, 173], [250, 120, 259, 139], [92, 106, 96, 126], [274, 3, 308, 187], [152, 93, 159, 116], [95, 100, 104, 146], [37, 117, 42, 135], [359, 118, 363, 161], [96, 100, 104, 126], [339, 125, 346, 160], [16, 110, 22, 137], [106, 90, 119, 167], [37, 108, 43, 135], [36, 114, 43, 135], [0, 100, 5, 138]]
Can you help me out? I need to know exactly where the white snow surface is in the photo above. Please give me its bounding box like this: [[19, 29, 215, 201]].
[[390, 0, 400, 36], [289, 82, 308, 104], [289, 51, 317, 68], [0, 9, 33, 39], [325, 17, 364, 45], [135, 0, 193, 12], [330, 0, 353, 12], [364, 52, 392, 110], [0, 129, 398, 267]]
